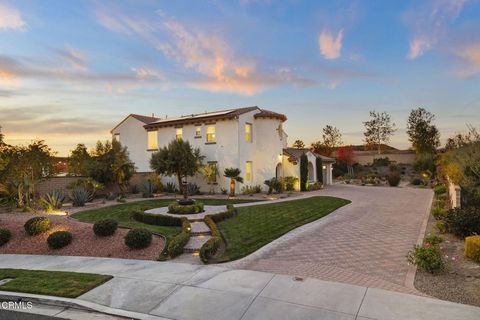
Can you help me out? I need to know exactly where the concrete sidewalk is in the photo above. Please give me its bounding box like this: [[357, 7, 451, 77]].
[[0, 255, 479, 320]]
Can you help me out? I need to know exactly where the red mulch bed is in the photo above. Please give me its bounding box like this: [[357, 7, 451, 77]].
[[0, 213, 165, 261]]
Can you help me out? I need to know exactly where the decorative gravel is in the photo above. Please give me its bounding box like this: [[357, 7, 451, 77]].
[[0, 214, 165, 261]]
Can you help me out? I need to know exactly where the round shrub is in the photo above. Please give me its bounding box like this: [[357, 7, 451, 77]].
[[124, 228, 152, 249], [47, 231, 73, 249], [411, 178, 423, 186], [387, 172, 401, 187], [93, 219, 118, 237], [24, 217, 50, 236], [433, 184, 447, 195], [0, 228, 12, 247], [407, 244, 445, 273], [168, 202, 204, 214]]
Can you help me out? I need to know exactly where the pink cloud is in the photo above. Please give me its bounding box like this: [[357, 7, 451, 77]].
[[318, 29, 344, 60], [0, 3, 26, 31]]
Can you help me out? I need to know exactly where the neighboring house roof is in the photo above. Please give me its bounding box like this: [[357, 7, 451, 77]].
[[332, 144, 398, 152], [111, 113, 160, 133], [283, 148, 335, 163], [143, 106, 286, 130]]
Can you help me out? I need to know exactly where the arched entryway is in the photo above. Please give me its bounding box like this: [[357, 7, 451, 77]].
[[276, 163, 283, 179], [308, 162, 314, 181]]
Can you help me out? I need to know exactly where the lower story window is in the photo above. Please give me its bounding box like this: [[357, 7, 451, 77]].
[[246, 161, 252, 183]]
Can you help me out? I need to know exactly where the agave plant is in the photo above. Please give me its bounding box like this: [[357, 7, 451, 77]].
[[71, 186, 92, 207], [141, 180, 155, 198], [187, 183, 201, 196], [40, 190, 65, 212], [164, 182, 178, 194]]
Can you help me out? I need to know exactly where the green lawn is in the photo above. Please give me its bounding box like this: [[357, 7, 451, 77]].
[[72, 198, 259, 240], [0, 269, 112, 298], [218, 196, 350, 261]]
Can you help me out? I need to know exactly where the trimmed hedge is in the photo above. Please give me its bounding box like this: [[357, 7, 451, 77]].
[[124, 228, 152, 249], [168, 202, 204, 214], [24, 217, 50, 236], [167, 218, 191, 257], [93, 219, 118, 237], [47, 231, 73, 249], [464, 235, 480, 263], [0, 228, 12, 247], [133, 210, 183, 226], [199, 205, 237, 263]]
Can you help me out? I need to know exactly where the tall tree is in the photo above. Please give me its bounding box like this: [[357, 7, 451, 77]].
[[67, 144, 91, 176], [311, 125, 343, 156], [150, 139, 204, 198], [406, 107, 440, 154], [445, 125, 479, 150], [363, 111, 396, 154], [292, 140, 305, 149]]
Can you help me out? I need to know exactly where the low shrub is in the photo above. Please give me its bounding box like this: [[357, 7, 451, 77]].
[[167, 218, 191, 257], [464, 235, 480, 263], [434, 184, 447, 195], [71, 187, 92, 207], [24, 217, 50, 236], [411, 177, 423, 186], [432, 207, 448, 220], [283, 176, 298, 191], [167, 202, 204, 214], [141, 180, 156, 198], [407, 244, 445, 273], [373, 157, 391, 167], [93, 219, 118, 237], [133, 211, 183, 226], [387, 172, 401, 187], [264, 178, 283, 194], [308, 182, 323, 191], [124, 228, 152, 249], [40, 190, 65, 212], [241, 185, 262, 195], [164, 182, 178, 194], [187, 183, 201, 196], [434, 220, 448, 233], [424, 233, 444, 246], [444, 207, 480, 238], [0, 228, 12, 246], [47, 231, 73, 249]]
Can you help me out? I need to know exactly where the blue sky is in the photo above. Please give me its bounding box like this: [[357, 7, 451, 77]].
[[1, 0, 479, 155]]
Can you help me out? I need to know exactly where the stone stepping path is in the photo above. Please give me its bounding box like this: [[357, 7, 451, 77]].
[[183, 235, 211, 253], [190, 221, 211, 235]]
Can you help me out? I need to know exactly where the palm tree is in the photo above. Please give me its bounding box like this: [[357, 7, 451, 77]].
[[223, 168, 243, 197]]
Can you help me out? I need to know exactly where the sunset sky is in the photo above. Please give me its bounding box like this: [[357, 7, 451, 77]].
[[1, 0, 479, 155]]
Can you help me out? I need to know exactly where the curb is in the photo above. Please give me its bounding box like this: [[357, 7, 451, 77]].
[[0, 291, 171, 320]]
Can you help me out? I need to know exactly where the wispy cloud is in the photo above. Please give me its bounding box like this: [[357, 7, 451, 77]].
[[318, 29, 344, 60], [406, 0, 467, 59], [53, 45, 89, 71], [0, 3, 26, 31]]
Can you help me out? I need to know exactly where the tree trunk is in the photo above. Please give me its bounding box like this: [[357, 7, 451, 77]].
[[177, 174, 186, 199], [229, 179, 235, 197]]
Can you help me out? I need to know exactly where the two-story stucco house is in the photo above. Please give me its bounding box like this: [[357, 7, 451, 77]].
[[111, 106, 334, 193]]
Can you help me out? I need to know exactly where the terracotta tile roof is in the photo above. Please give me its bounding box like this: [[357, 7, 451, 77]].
[[283, 148, 335, 162], [254, 109, 287, 122], [144, 106, 286, 129]]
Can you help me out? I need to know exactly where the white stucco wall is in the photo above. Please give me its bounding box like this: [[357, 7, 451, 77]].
[[111, 116, 151, 172]]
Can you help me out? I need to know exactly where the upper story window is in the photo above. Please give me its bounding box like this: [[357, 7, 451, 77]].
[[113, 133, 120, 143], [147, 131, 158, 150], [195, 126, 202, 138], [176, 128, 183, 140], [245, 123, 252, 142], [245, 161, 252, 183], [206, 125, 216, 143]]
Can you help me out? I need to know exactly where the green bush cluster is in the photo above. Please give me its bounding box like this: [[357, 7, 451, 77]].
[[264, 178, 284, 194], [124, 228, 152, 249], [444, 207, 480, 238], [167, 202, 204, 214], [411, 177, 423, 186], [283, 176, 298, 191], [24, 217, 50, 236], [133, 210, 183, 226], [241, 185, 262, 195], [433, 184, 447, 195], [47, 231, 73, 249], [93, 219, 118, 237], [0, 228, 12, 246], [167, 218, 191, 257], [432, 207, 448, 220], [407, 244, 445, 273], [424, 233, 444, 246], [464, 235, 480, 263], [308, 182, 323, 191]]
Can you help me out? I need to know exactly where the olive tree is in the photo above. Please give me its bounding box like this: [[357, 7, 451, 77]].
[[363, 111, 396, 154]]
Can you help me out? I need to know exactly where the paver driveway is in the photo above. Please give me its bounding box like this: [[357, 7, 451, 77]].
[[227, 184, 433, 294]]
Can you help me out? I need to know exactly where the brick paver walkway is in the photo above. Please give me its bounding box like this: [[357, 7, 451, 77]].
[[228, 184, 433, 294]]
